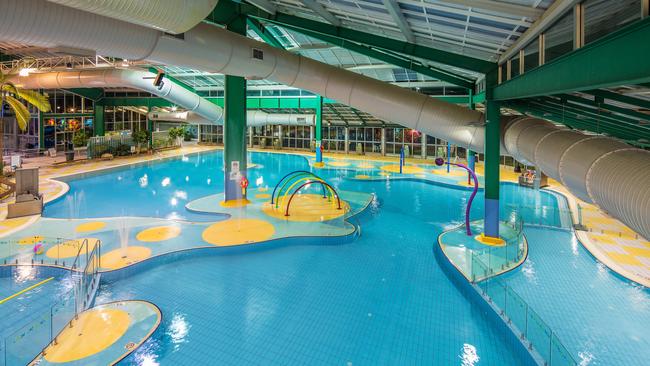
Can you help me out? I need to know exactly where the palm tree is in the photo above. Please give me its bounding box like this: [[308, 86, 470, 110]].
[[0, 70, 51, 163], [0, 70, 51, 197]]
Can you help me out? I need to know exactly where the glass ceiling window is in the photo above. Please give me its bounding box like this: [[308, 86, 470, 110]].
[[544, 8, 574, 64], [584, 0, 641, 45], [392, 68, 418, 82]]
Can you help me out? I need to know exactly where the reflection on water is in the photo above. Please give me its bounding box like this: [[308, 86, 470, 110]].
[[459, 343, 480, 366]]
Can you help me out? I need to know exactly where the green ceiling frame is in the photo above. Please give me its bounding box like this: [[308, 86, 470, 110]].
[[207, 0, 495, 74], [539, 97, 650, 134], [247, 18, 285, 49], [558, 93, 650, 122], [66, 88, 104, 101], [522, 98, 650, 141], [506, 101, 644, 142], [266, 23, 475, 89], [582, 89, 650, 110], [493, 17, 650, 100]]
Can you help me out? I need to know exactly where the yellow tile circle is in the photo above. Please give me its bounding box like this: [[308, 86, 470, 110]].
[[100, 246, 152, 270], [202, 218, 275, 246], [18, 235, 44, 245], [381, 164, 424, 174], [136, 225, 181, 242], [43, 308, 131, 363], [76, 221, 107, 233], [46, 238, 100, 259]]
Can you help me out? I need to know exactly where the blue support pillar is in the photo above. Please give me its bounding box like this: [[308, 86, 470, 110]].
[[467, 89, 476, 184]]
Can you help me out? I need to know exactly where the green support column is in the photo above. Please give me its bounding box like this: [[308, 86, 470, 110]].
[[94, 103, 105, 136], [147, 106, 153, 149], [223, 16, 248, 202], [484, 72, 501, 240], [314, 95, 324, 167]]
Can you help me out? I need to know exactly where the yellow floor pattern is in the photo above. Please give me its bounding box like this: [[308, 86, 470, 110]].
[[380, 164, 424, 174], [202, 218, 275, 246], [100, 246, 152, 270], [136, 225, 181, 242], [43, 308, 130, 363], [46, 238, 99, 259], [262, 194, 350, 222]]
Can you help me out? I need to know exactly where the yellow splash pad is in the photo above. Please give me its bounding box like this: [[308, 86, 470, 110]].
[[220, 199, 251, 208], [327, 161, 350, 167], [255, 193, 271, 199], [46, 238, 99, 259], [475, 233, 506, 247], [381, 164, 424, 174], [431, 169, 466, 177], [262, 193, 349, 222], [100, 246, 152, 270], [202, 218, 275, 246], [43, 308, 130, 363], [76, 221, 107, 233], [355, 174, 371, 179], [356, 162, 375, 169], [136, 225, 181, 242]]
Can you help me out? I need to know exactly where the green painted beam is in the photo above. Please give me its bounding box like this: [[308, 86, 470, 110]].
[[521, 99, 647, 141], [472, 91, 485, 105], [583, 89, 650, 110], [208, 0, 495, 74], [538, 97, 650, 135], [66, 88, 104, 101], [492, 17, 650, 100], [558, 93, 650, 122], [247, 17, 285, 49], [271, 24, 475, 89], [94, 103, 105, 136]]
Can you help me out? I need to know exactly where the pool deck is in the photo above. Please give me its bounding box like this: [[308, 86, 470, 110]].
[[1, 146, 648, 286]]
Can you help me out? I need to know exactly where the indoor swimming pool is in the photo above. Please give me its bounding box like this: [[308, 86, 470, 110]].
[[5, 150, 649, 365]]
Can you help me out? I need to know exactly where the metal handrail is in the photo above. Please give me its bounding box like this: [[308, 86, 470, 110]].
[[271, 170, 326, 205]]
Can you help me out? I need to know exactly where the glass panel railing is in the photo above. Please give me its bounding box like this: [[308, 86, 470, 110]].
[[472, 252, 577, 366], [2, 240, 101, 363]]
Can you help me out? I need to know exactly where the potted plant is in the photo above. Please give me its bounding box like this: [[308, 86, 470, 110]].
[[72, 129, 88, 157], [168, 126, 185, 147], [132, 130, 149, 154]]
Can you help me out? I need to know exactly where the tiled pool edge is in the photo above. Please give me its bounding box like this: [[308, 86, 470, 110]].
[[432, 243, 543, 366]]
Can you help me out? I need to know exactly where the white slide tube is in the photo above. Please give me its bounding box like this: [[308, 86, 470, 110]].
[[10, 69, 223, 123], [148, 110, 315, 127]]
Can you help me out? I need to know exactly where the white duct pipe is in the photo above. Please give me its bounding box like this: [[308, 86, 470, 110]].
[[148, 110, 315, 127], [46, 0, 218, 34], [1, 0, 649, 239], [10, 69, 223, 123]]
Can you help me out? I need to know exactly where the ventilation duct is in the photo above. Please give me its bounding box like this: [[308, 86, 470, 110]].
[[45, 0, 218, 34], [10, 69, 223, 123], [148, 110, 315, 127], [1, 0, 648, 239]]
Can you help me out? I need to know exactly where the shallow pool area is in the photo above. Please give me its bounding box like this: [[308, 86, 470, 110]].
[[1, 150, 649, 365]]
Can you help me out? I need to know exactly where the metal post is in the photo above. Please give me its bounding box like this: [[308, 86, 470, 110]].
[[380, 127, 386, 156], [420, 133, 426, 159], [315, 95, 323, 164], [446, 142, 450, 173], [399, 146, 404, 174], [344, 126, 349, 154]]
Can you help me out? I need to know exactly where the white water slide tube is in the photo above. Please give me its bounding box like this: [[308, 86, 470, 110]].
[[148, 110, 315, 127], [11, 69, 224, 123], [1, 0, 648, 240]]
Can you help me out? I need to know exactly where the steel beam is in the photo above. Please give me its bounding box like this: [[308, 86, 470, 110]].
[[382, 0, 415, 43], [300, 0, 341, 26], [246, 17, 285, 49]]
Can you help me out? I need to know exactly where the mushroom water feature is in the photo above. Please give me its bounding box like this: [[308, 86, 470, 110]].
[[435, 157, 478, 236]]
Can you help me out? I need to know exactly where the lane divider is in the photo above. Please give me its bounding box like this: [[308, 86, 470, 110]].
[[0, 277, 54, 304]]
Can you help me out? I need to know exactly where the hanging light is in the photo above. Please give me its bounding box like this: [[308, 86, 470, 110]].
[[18, 68, 30, 77]]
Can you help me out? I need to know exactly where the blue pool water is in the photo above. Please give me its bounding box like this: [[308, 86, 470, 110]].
[[34, 150, 649, 365], [501, 227, 650, 365]]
